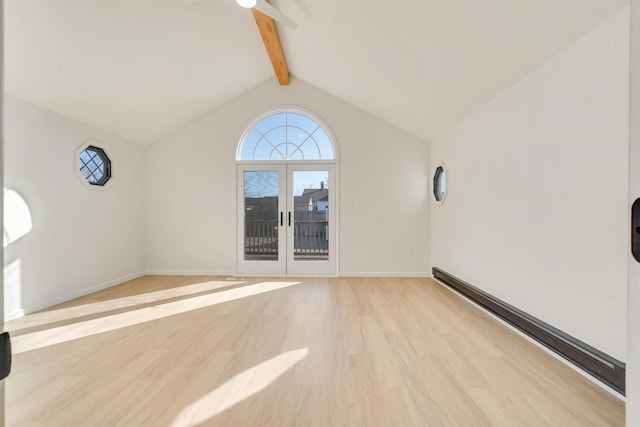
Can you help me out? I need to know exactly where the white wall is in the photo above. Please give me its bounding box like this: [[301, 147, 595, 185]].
[[1, 3, 5, 422], [628, 0, 640, 422], [146, 79, 431, 276], [431, 9, 629, 361], [3, 96, 146, 319]]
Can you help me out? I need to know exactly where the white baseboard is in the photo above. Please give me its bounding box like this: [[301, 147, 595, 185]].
[[339, 272, 432, 278], [144, 270, 234, 276], [9, 271, 431, 320], [5, 308, 26, 322], [18, 271, 145, 317]]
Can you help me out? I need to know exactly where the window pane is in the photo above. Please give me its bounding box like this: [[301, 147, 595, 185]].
[[433, 166, 447, 202], [244, 171, 279, 261], [241, 129, 261, 160], [286, 113, 317, 134], [78, 146, 111, 186], [313, 129, 334, 159], [239, 111, 334, 161], [293, 170, 329, 262], [255, 113, 285, 134], [287, 126, 312, 147]]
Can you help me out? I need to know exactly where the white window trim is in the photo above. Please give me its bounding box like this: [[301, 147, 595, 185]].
[[74, 140, 115, 191], [236, 105, 340, 163]]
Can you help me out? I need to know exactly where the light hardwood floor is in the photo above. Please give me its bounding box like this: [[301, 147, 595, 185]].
[[6, 276, 624, 426]]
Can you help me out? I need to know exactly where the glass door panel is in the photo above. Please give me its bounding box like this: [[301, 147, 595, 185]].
[[292, 170, 329, 261], [287, 165, 336, 275], [243, 171, 279, 261], [237, 165, 286, 275]]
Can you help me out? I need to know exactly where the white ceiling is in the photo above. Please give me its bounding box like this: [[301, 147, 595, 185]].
[[5, 0, 627, 144]]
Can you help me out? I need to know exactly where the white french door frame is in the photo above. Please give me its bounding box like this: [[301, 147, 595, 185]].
[[236, 162, 338, 276], [286, 164, 337, 276], [237, 164, 287, 275], [628, 0, 640, 423]]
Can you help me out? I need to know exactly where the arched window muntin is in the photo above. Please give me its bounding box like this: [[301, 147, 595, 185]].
[[237, 107, 339, 163]]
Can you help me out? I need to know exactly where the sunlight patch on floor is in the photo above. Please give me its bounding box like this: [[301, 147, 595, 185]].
[[171, 348, 309, 427], [12, 281, 302, 354], [6, 279, 248, 332]]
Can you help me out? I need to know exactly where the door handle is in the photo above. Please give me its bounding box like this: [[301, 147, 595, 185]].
[[280, 211, 283, 227], [633, 198, 640, 263], [288, 212, 292, 226]]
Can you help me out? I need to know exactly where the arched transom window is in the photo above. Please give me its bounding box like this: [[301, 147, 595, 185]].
[[238, 111, 335, 161]]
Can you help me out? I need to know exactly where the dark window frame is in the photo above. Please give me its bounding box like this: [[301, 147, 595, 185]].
[[433, 165, 446, 202], [79, 145, 112, 186]]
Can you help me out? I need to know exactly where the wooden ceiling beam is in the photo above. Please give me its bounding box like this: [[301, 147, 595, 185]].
[[251, 2, 290, 86]]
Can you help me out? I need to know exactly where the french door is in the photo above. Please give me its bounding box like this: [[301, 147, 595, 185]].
[[237, 164, 336, 275]]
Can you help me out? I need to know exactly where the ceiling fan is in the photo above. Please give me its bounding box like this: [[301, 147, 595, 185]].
[[236, 0, 297, 29], [196, 0, 296, 29], [188, 0, 296, 84]]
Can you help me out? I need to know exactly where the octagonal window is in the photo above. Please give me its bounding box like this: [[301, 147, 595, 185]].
[[79, 145, 111, 186], [433, 165, 447, 203]]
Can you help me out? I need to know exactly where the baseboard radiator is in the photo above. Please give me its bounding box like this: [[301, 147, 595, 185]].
[[432, 267, 625, 395]]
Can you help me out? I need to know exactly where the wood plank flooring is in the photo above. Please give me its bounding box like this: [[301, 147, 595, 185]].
[[5, 276, 624, 426]]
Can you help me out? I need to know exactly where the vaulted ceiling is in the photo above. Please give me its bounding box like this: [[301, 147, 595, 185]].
[[5, 0, 627, 144]]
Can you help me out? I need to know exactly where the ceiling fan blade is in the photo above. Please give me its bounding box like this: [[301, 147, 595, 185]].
[[253, 0, 298, 29], [186, 0, 222, 10]]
